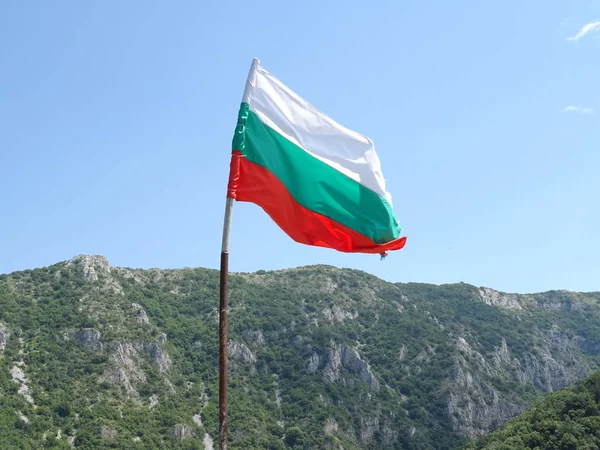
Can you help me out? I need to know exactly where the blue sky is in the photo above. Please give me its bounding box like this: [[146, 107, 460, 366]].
[[1, 1, 599, 293]]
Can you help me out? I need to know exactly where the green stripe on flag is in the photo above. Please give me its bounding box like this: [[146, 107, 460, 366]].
[[232, 102, 400, 243]]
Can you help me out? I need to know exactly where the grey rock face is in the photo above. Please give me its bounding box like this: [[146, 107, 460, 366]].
[[398, 344, 407, 361], [448, 337, 523, 437], [100, 425, 118, 441], [358, 415, 379, 445], [323, 343, 342, 383], [324, 419, 338, 435], [521, 349, 585, 392], [0, 322, 8, 353], [65, 254, 125, 295], [322, 304, 358, 323], [447, 374, 523, 438], [323, 341, 379, 390], [171, 424, 194, 440], [65, 328, 103, 350], [513, 326, 588, 392], [11, 363, 35, 405], [491, 339, 511, 368], [478, 287, 522, 310], [203, 433, 214, 450], [67, 254, 111, 282], [307, 352, 320, 372], [228, 341, 256, 363], [534, 291, 588, 312], [342, 346, 380, 390], [447, 327, 591, 438], [131, 303, 150, 325], [102, 342, 147, 398], [137, 342, 172, 374]]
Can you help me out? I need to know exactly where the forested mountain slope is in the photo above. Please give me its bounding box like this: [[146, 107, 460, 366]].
[[1, 255, 600, 449]]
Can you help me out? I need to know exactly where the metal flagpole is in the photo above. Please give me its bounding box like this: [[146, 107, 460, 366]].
[[218, 197, 233, 450], [218, 57, 259, 450]]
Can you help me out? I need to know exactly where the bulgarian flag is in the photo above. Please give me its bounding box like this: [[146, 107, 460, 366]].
[[227, 58, 407, 256]]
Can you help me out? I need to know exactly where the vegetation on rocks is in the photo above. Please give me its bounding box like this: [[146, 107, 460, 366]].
[[466, 369, 600, 449], [1, 255, 600, 449]]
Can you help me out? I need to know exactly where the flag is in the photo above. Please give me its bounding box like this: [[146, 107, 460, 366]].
[[227, 58, 406, 256]]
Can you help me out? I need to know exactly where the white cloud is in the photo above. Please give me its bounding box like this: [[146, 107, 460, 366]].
[[566, 21, 600, 41], [563, 105, 595, 115]]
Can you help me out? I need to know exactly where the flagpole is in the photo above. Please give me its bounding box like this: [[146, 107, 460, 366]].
[[218, 196, 233, 450], [218, 57, 259, 450]]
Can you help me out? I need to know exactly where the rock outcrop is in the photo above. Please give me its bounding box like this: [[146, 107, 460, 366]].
[[171, 424, 194, 440], [66, 254, 124, 294], [322, 304, 358, 323], [64, 328, 103, 350], [228, 341, 256, 363], [137, 341, 172, 374], [324, 419, 338, 435], [358, 415, 379, 445], [131, 303, 150, 325], [102, 342, 147, 398], [100, 425, 118, 441], [323, 341, 379, 390], [0, 322, 8, 353], [67, 254, 111, 282], [307, 352, 320, 372], [478, 288, 522, 310], [11, 362, 35, 405], [447, 328, 591, 437], [203, 433, 214, 450]]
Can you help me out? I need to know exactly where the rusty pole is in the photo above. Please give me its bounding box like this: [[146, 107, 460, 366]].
[[219, 197, 233, 450]]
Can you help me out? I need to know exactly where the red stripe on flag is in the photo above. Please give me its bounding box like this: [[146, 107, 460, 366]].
[[227, 151, 406, 254]]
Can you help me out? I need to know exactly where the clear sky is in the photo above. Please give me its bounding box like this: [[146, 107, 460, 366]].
[[2, 1, 599, 294]]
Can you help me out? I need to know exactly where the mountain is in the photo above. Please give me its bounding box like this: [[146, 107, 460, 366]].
[[466, 369, 600, 449], [1, 255, 600, 449]]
